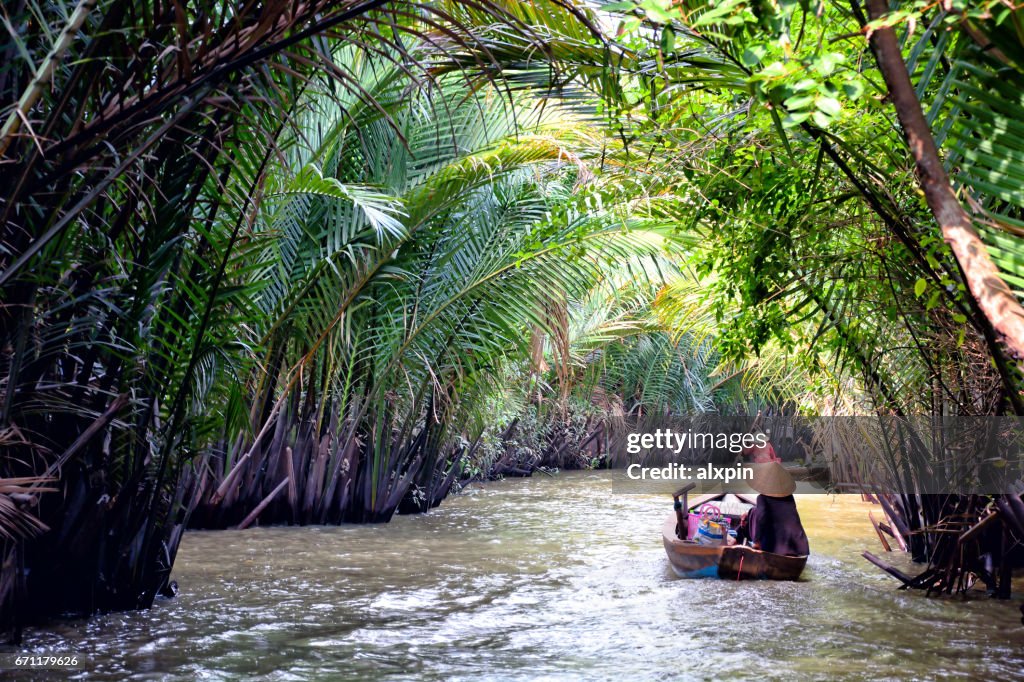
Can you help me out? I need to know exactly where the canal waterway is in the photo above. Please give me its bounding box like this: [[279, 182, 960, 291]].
[[15, 471, 1024, 680]]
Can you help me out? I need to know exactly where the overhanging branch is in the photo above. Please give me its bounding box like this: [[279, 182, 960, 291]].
[[863, 0, 1024, 361]]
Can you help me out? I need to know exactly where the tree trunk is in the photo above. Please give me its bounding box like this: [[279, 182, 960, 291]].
[[864, 0, 1024, 360]]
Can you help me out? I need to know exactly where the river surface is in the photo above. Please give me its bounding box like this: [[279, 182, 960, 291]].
[[14, 471, 1024, 680]]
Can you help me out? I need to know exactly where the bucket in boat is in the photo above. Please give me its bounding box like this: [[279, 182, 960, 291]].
[[689, 503, 730, 544]]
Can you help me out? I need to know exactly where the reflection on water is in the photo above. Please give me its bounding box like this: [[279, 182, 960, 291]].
[[14, 471, 1024, 680]]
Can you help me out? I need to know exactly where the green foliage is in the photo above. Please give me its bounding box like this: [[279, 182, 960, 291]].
[[592, 0, 1022, 415], [9, 0, 1024, 633], [0, 0, 653, 626]]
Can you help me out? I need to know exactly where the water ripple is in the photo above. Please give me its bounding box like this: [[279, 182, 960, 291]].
[[8, 471, 1024, 681]]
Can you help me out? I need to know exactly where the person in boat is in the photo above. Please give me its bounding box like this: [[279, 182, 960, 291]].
[[735, 462, 809, 557]]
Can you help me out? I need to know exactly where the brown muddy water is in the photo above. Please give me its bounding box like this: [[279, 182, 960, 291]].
[[12, 471, 1024, 680]]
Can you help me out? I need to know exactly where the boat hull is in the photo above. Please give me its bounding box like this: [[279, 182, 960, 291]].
[[662, 515, 807, 580]]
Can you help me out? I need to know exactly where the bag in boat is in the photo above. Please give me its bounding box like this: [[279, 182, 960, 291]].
[[694, 504, 729, 545]]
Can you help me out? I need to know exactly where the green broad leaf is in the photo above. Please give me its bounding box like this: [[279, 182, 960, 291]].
[[816, 96, 841, 116], [784, 94, 814, 110], [660, 25, 675, 55], [693, 4, 737, 26], [842, 79, 865, 100], [811, 110, 831, 127], [816, 52, 845, 76], [952, 313, 968, 324], [782, 110, 811, 128], [758, 61, 789, 79], [641, 0, 677, 23], [792, 78, 818, 92], [741, 45, 767, 68], [914, 278, 927, 297]]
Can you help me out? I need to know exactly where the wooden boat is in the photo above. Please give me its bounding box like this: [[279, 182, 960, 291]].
[[662, 486, 808, 580], [662, 515, 808, 580]]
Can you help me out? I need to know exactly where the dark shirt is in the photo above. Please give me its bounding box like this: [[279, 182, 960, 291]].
[[746, 495, 809, 557]]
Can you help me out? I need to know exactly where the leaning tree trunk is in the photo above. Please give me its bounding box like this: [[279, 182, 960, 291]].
[[863, 0, 1024, 363]]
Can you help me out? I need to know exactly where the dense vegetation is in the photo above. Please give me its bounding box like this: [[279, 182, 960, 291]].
[[2, 0, 1024, 638]]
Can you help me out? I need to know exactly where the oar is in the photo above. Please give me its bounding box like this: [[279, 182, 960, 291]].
[[672, 482, 696, 540]]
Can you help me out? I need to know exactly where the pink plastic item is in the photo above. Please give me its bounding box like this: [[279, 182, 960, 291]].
[[686, 503, 722, 540]]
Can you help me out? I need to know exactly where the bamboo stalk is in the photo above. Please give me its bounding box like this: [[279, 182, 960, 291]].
[[869, 511, 892, 552], [958, 509, 999, 546], [883, 509, 908, 552], [284, 446, 297, 522], [876, 494, 911, 541], [235, 477, 290, 531], [862, 551, 915, 586]]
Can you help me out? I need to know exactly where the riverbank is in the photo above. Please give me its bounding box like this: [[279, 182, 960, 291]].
[[10, 471, 1024, 680]]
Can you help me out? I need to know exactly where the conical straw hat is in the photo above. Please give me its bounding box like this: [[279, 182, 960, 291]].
[[749, 462, 795, 497]]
